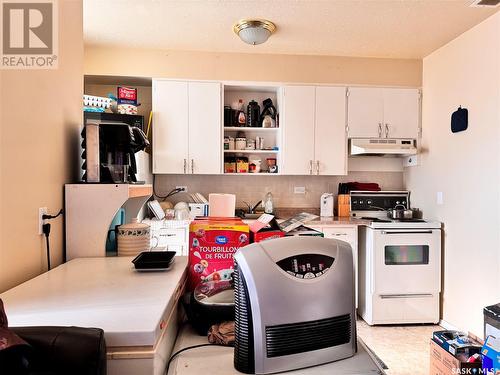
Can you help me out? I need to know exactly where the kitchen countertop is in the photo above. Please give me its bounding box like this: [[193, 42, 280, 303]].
[[308, 217, 370, 226], [0, 256, 188, 347]]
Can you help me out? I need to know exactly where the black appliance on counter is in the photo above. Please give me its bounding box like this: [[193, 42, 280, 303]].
[[81, 118, 149, 183]]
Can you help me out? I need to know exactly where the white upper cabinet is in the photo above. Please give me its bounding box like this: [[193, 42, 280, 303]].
[[382, 88, 420, 139], [347, 87, 383, 138], [152, 80, 189, 174], [282, 86, 316, 175], [188, 82, 221, 174], [315, 86, 347, 175], [153, 80, 221, 174], [347, 87, 420, 139], [282, 85, 347, 176]]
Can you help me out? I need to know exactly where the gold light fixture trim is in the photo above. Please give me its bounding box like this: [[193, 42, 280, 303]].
[[233, 19, 277, 35]]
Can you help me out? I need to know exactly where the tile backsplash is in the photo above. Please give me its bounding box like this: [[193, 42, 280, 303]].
[[155, 172, 404, 209]]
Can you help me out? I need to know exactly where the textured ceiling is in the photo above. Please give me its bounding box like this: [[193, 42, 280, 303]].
[[83, 0, 499, 59]]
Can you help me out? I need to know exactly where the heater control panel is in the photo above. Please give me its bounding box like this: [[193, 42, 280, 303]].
[[277, 254, 334, 279]]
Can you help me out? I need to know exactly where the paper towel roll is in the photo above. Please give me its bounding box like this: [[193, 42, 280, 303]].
[[209, 193, 236, 217]]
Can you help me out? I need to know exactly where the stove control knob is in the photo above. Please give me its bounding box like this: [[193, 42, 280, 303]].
[[367, 200, 372, 205]]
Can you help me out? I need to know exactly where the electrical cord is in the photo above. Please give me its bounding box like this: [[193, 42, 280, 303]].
[[152, 174, 184, 200], [42, 209, 64, 271], [42, 223, 52, 271], [164, 343, 225, 374]]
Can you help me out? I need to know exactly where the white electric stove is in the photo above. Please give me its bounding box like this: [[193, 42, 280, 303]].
[[351, 191, 442, 325]]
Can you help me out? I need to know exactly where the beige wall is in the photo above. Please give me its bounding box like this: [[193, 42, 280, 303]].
[[405, 12, 500, 337], [84, 46, 422, 87], [0, 1, 83, 292]]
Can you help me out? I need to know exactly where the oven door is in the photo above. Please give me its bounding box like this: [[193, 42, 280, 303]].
[[372, 228, 441, 296]]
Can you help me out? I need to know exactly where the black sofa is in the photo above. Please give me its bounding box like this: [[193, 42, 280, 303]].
[[5, 326, 107, 375]]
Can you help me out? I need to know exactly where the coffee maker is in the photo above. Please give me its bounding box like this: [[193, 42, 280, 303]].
[[81, 121, 149, 183]]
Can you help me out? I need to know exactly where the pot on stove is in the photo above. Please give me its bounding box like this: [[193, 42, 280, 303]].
[[387, 204, 413, 220]]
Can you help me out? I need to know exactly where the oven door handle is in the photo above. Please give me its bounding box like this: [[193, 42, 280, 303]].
[[380, 293, 433, 299], [381, 230, 434, 235]]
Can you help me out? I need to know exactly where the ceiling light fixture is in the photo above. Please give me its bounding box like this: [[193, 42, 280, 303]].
[[233, 19, 276, 45]]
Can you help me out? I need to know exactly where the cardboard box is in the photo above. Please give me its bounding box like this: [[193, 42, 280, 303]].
[[433, 331, 482, 359], [188, 217, 249, 291], [429, 339, 482, 375], [248, 214, 285, 243], [482, 336, 500, 375]]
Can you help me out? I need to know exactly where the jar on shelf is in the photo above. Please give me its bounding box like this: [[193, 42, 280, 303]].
[[246, 138, 256, 150], [235, 137, 246, 150], [224, 157, 236, 173], [236, 156, 249, 173], [267, 158, 278, 173]]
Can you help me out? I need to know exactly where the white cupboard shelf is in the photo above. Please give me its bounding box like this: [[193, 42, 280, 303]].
[[223, 150, 279, 154], [223, 127, 278, 132]]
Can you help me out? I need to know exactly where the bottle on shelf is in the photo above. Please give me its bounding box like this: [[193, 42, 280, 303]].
[[247, 100, 261, 127], [237, 99, 246, 127]]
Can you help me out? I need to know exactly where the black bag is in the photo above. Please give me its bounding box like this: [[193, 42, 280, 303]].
[[451, 106, 468, 133]]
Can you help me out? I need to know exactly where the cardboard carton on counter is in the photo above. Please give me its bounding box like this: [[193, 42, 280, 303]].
[[429, 331, 483, 375], [188, 217, 249, 291]]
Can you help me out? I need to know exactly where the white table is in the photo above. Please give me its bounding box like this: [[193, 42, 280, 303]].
[[0, 256, 188, 375], [168, 324, 386, 375]]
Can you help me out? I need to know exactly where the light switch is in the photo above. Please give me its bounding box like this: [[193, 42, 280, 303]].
[[436, 192, 443, 205]]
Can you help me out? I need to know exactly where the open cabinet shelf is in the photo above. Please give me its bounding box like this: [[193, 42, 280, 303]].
[[222, 83, 282, 175]]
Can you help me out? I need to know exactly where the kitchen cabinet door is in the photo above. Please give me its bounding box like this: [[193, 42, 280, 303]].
[[152, 80, 189, 174], [282, 86, 315, 175], [347, 87, 383, 138], [382, 88, 420, 139], [315, 86, 347, 175], [188, 82, 221, 174]]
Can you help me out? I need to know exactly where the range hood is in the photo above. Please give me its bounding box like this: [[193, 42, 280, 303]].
[[350, 138, 417, 156]]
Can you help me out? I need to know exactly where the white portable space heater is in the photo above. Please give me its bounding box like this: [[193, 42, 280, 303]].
[[233, 236, 357, 374]]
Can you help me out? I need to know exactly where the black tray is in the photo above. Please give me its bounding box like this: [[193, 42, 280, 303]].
[[132, 251, 176, 271]]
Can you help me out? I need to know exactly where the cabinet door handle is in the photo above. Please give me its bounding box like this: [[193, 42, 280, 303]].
[[183, 159, 187, 174], [316, 160, 320, 175], [191, 159, 194, 174], [385, 123, 389, 138], [309, 160, 313, 175], [378, 123, 382, 138]]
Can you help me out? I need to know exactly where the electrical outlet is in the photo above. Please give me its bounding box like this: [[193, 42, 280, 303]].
[[294, 186, 306, 194], [176, 186, 188, 193], [38, 207, 47, 235], [436, 192, 444, 205]]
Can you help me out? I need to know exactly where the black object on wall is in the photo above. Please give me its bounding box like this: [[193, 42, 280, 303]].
[[451, 106, 468, 133]]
